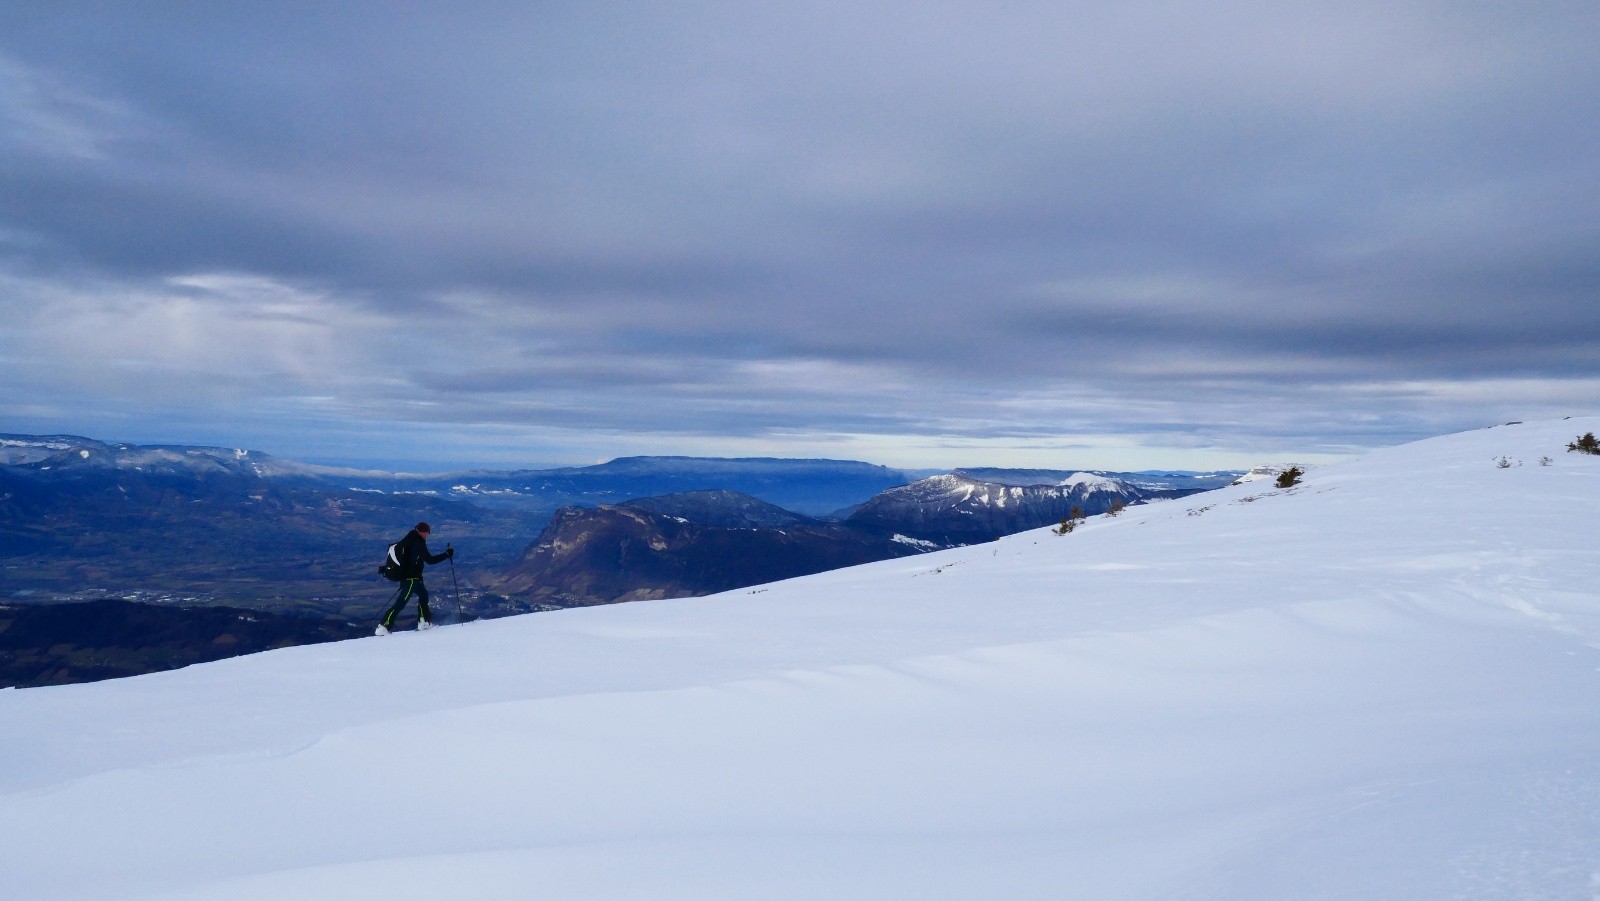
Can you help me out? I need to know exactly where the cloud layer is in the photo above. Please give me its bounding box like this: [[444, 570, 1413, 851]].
[[2, 2, 1596, 468]]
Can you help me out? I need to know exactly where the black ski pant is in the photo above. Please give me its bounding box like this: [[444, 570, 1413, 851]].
[[381, 578, 431, 628]]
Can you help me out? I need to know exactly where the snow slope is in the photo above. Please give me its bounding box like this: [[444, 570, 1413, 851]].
[[3, 418, 1600, 899]]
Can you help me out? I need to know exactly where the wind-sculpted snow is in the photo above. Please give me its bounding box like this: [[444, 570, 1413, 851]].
[[2, 418, 1599, 899]]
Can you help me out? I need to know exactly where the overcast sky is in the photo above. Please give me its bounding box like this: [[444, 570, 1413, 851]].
[[1, 2, 1596, 470]]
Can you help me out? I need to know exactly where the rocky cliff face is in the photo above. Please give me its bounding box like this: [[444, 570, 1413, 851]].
[[487, 491, 925, 608]]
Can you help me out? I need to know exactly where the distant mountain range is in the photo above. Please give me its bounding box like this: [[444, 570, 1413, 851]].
[[0, 432, 1237, 683], [0, 434, 935, 615], [485, 471, 1223, 609], [335, 455, 925, 518]]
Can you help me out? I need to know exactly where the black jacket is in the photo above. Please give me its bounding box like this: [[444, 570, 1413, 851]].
[[394, 529, 449, 579]]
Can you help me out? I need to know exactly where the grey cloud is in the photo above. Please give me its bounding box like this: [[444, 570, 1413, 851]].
[[0, 2, 1596, 467]]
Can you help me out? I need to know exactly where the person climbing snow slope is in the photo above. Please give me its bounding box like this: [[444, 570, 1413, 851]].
[[376, 522, 454, 635]]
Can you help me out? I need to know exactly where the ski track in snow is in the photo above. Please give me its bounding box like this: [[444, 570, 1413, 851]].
[[3, 418, 1600, 899]]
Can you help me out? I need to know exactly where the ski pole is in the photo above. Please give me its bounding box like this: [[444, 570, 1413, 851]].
[[447, 543, 465, 622]]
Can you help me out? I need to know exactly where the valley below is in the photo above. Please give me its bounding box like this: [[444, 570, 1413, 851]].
[[0, 433, 1234, 684]]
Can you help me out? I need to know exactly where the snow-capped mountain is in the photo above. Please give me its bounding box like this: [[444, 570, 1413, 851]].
[[844, 471, 1187, 543], [0, 433, 338, 479], [953, 466, 1240, 492], [0, 434, 95, 465], [4, 418, 1599, 899], [1229, 463, 1311, 485]]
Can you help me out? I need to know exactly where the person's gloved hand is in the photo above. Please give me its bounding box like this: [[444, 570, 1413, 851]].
[[446, 547, 455, 558]]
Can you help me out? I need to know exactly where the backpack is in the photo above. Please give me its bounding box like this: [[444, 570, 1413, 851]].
[[378, 541, 409, 581]]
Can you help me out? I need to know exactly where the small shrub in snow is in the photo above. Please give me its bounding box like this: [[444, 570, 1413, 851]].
[[1275, 466, 1303, 489], [1568, 432, 1600, 455], [1539, 456, 1553, 466], [1054, 505, 1086, 535], [1105, 498, 1127, 517], [1495, 456, 1513, 469]]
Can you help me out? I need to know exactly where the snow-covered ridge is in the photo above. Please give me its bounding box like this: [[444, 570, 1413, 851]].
[[0, 434, 91, 464], [3, 417, 1600, 899], [0, 434, 403, 479], [1055, 471, 1125, 492], [953, 466, 1241, 491], [1230, 463, 1310, 485], [903, 471, 1136, 506]]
